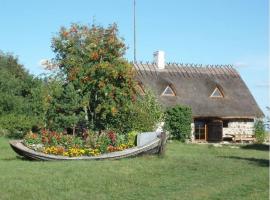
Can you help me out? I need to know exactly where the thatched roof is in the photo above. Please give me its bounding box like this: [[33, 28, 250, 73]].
[[133, 62, 264, 118]]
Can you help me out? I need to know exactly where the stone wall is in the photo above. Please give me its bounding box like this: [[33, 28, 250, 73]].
[[223, 121, 254, 136], [190, 123, 195, 141]]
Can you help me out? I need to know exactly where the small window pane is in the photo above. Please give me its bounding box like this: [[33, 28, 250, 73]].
[[162, 86, 175, 96], [211, 87, 223, 98]]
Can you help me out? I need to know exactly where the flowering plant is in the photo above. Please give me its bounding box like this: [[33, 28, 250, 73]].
[[23, 129, 136, 157]]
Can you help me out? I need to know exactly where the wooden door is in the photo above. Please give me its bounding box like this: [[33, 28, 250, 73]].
[[207, 120, 223, 142]]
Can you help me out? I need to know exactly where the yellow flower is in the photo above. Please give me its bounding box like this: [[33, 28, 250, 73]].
[[63, 152, 69, 156], [80, 149, 85, 154]]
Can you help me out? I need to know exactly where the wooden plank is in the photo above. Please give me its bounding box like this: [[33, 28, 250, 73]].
[[146, 62, 155, 77], [177, 64, 186, 78], [205, 124, 207, 141], [183, 65, 191, 78], [133, 62, 144, 78], [219, 65, 230, 79], [167, 63, 176, 77]]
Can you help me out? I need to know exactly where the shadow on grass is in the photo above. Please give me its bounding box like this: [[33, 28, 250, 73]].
[[221, 156, 269, 167], [1, 156, 32, 161], [241, 144, 269, 151]]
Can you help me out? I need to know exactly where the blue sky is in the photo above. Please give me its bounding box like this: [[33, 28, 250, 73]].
[[0, 0, 269, 115]]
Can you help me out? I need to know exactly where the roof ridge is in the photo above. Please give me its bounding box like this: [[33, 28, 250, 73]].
[[133, 61, 233, 68], [133, 62, 239, 78]]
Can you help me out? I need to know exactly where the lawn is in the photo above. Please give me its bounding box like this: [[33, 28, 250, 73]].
[[0, 137, 269, 200]]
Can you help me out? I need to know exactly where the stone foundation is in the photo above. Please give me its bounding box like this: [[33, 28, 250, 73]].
[[223, 121, 254, 136], [190, 123, 195, 141]]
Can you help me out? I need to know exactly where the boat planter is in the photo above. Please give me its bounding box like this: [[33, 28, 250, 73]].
[[9, 132, 167, 161]]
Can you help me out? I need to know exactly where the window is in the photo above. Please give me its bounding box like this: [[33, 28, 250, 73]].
[[223, 120, 229, 128], [210, 87, 223, 98], [161, 85, 176, 96], [194, 121, 207, 140]]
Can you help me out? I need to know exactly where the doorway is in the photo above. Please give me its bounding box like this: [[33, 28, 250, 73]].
[[207, 120, 223, 142], [194, 121, 207, 141], [194, 119, 223, 142]]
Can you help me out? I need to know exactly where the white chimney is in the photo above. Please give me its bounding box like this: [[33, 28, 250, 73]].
[[153, 50, 165, 70]]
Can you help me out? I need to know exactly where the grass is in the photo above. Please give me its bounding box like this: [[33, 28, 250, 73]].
[[0, 137, 269, 200]]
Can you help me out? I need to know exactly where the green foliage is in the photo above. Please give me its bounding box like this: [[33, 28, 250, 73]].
[[0, 129, 10, 137], [115, 134, 126, 146], [23, 132, 42, 145], [0, 114, 39, 138], [164, 105, 192, 141], [254, 119, 266, 144], [108, 89, 164, 134], [51, 23, 137, 132], [127, 131, 138, 146], [97, 134, 111, 153], [24, 130, 84, 149], [0, 52, 45, 138], [45, 82, 85, 134]]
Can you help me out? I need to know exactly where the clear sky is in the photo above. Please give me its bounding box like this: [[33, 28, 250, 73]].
[[0, 0, 269, 115]]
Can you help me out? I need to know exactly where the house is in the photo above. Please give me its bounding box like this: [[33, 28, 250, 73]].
[[133, 51, 264, 142]]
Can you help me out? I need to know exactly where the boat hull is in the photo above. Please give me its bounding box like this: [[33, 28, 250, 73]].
[[9, 132, 166, 161]]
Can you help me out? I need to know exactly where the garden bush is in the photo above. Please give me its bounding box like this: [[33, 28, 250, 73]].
[[254, 119, 266, 144], [108, 89, 164, 135], [0, 114, 39, 138], [164, 105, 192, 142]]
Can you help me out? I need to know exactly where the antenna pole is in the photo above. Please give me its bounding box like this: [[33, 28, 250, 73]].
[[133, 0, 136, 62]]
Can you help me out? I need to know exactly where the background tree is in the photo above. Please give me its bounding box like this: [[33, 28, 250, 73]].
[[47, 83, 85, 135], [0, 52, 44, 138]]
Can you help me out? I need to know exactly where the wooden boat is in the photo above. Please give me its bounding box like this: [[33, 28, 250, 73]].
[[9, 132, 167, 161]]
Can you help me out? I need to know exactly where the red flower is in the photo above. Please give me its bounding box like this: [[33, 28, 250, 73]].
[[107, 131, 116, 144]]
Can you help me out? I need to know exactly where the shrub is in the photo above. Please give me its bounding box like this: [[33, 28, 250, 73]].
[[39, 129, 84, 148], [84, 130, 99, 148], [96, 132, 113, 153], [254, 119, 266, 144], [127, 131, 138, 146], [0, 129, 10, 137], [108, 89, 163, 135], [164, 105, 192, 142], [0, 114, 39, 138], [24, 132, 42, 145]]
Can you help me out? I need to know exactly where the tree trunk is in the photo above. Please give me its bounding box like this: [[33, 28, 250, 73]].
[[84, 106, 88, 121], [73, 126, 76, 136]]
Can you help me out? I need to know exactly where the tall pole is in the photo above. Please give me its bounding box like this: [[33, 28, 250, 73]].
[[133, 0, 136, 62]]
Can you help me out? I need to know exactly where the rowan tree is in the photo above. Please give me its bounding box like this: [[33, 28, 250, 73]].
[[51, 23, 137, 132]]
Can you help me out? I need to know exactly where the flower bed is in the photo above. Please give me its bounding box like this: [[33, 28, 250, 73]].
[[23, 129, 136, 157]]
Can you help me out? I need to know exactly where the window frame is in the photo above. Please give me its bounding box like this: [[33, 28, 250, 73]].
[[161, 85, 176, 96], [210, 86, 224, 98]]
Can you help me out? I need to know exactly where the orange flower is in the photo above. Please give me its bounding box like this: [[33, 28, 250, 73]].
[[62, 31, 69, 37], [111, 107, 117, 115], [91, 52, 99, 61]]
